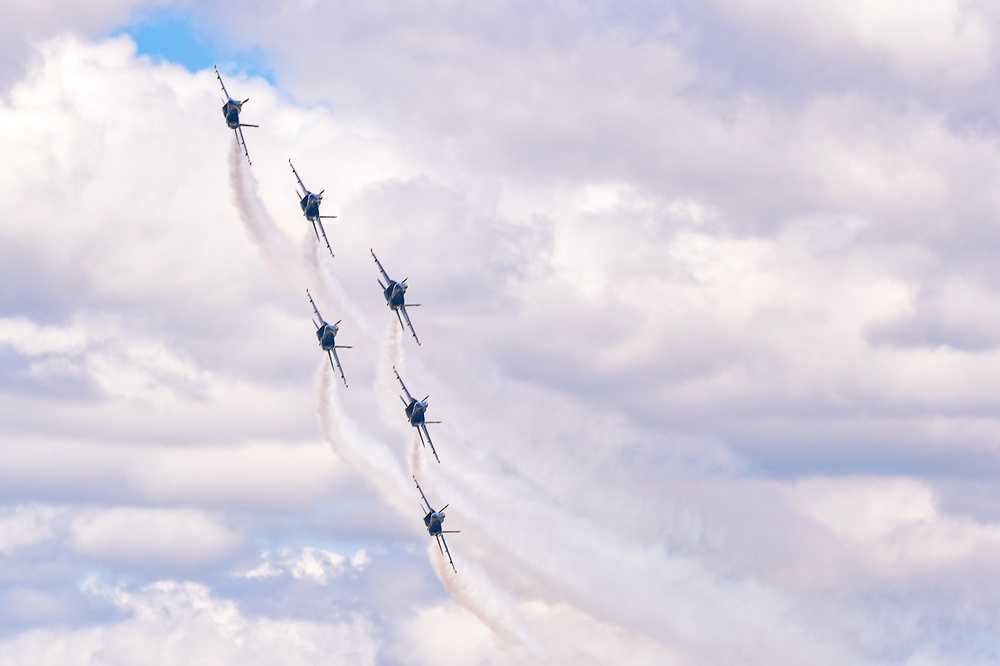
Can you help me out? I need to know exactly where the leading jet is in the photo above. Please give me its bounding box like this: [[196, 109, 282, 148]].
[[372, 249, 421, 345], [394, 366, 440, 463], [214, 66, 258, 165], [290, 160, 336, 257], [307, 289, 352, 387], [414, 475, 459, 572]]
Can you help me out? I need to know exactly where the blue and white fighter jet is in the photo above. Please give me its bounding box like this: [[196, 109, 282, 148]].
[[290, 160, 337, 257], [307, 289, 351, 387], [214, 66, 258, 165], [394, 366, 440, 463], [414, 475, 459, 572], [372, 249, 421, 345]]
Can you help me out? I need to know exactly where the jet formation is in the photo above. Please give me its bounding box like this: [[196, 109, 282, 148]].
[[216, 65, 459, 571]]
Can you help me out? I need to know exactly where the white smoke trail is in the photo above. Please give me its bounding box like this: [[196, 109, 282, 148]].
[[303, 242, 381, 342], [227, 141, 300, 278], [409, 430, 425, 479], [429, 543, 540, 662], [316, 363, 412, 516], [375, 318, 404, 408]]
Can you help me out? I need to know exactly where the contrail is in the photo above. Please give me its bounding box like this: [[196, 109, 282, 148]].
[[302, 239, 381, 342], [408, 430, 425, 479], [228, 141, 300, 277], [430, 542, 540, 662], [375, 318, 408, 431], [316, 363, 412, 516]]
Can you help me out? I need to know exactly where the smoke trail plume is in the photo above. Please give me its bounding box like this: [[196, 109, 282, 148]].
[[409, 430, 425, 480], [430, 544, 538, 662], [317, 364, 412, 516], [228, 141, 300, 277], [375, 318, 404, 411]]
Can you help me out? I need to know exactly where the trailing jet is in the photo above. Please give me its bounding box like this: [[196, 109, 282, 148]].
[[307, 289, 351, 387], [371, 249, 421, 345], [394, 366, 440, 463], [290, 160, 336, 257], [414, 475, 459, 572], [214, 65, 258, 165]]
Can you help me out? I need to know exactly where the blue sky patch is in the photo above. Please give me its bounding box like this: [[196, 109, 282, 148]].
[[112, 7, 275, 84]]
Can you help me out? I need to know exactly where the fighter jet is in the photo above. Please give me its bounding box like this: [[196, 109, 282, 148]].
[[394, 366, 440, 463], [289, 160, 336, 257], [371, 249, 421, 345], [214, 65, 258, 165], [414, 475, 460, 572], [307, 289, 352, 387]]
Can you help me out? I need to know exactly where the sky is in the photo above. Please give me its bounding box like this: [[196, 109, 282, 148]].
[[2, 0, 1000, 663]]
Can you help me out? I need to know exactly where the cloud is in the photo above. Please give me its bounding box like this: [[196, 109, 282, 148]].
[[3, 4, 1000, 664], [0, 578, 379, 665], [0, 505, 59, 555], [791, 476, 1000, 574], [68, 507, 244, 566], [236, 546, 369, 584]]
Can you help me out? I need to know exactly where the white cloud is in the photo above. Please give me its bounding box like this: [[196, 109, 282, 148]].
[[236, 546, 369, 584], [68, 507, 244, 566], [0, 504, 59, 554], [2, 4, 1000, 664], [392, 602, 509, 666], [0, 578, 379, 666], [791, 476, 1000, 574]]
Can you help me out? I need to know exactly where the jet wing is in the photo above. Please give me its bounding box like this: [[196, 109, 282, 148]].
[[214, 65, 230, 99], [314, 218, 335, 257], [438, 534, 457, 573], [370, 249, 392, 285], [419, 424, 441, 463], [393, 366, 415, 402], [413, 476, 433, 513], [306, 289, 325, 324], [399, 304, 421, 346], [288, 159, 307, 195], [329, 348, 348, 388], [235, 126, 252, 165]]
